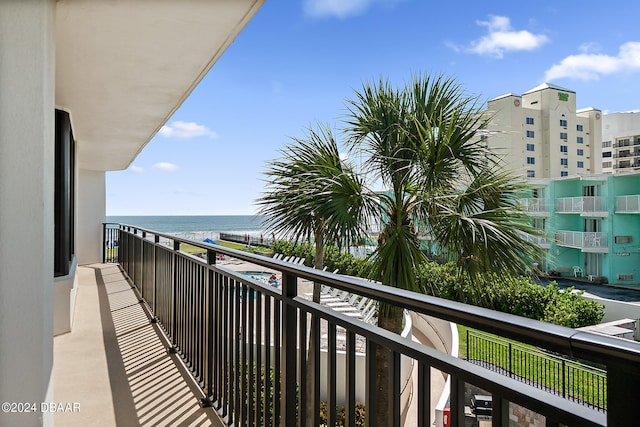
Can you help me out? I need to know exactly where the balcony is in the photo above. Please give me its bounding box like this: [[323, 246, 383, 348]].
[[523, 233, 551, 249], [73, 223, 640, 426], [555, 196, 607, 216], [616, 195, 640, 213], [555, 231, 609, 253], [519, 198, 549, 215]]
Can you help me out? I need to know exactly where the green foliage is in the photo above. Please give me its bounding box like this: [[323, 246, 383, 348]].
[[319, 401, 366, 426], [416, 261, 604, 328], [272, 241, 370, 276]]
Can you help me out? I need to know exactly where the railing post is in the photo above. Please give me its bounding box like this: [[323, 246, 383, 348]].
[[607, 362, 640, 426], [508, 342, 512, 378], [281, 271, 298, 427], [170, 239, 180, 353], [102, 223, 107, 263]]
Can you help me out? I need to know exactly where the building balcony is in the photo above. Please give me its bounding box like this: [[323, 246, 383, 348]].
[[519, 198, 550, 215], [555, 196, 608, 216], [616, 194, 640, 213], [522, 232, 551, 249], [613, 151, 640, 159], [555, 230, 609, 253], [613, 162, 640, 170], [54, 223, 640, 426]]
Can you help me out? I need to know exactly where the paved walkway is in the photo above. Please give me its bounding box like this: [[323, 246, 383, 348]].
[[54, 264, 221, 427]]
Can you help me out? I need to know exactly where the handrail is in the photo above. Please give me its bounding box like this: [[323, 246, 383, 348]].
[[104, 223, 640, 426]]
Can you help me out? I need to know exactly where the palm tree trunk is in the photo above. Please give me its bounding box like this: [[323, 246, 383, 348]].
[[374, 303, 404, 427]]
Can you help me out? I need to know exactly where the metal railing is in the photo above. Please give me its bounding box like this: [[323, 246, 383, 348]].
[[555, 196, 606, 214], [466, 330, 607, 412], [616, 194, 640, 213], [104, 223, 640, 427], [519, 198, 549, 213], [555, 231, 608, 251], [219, 232, 275, 248]]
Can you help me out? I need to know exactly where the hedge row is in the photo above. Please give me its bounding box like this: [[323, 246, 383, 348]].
[[271, 241, 605, 328]]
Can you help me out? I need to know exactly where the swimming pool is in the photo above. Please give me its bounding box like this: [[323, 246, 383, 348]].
[[240, 271, 280, 287]]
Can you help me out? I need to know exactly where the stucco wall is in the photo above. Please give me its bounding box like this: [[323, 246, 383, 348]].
[[77, 169, 106, 265], [0, 1, 56, 425]]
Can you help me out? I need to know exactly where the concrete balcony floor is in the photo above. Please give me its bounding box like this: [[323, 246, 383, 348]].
[[54, 264, 220, 426]]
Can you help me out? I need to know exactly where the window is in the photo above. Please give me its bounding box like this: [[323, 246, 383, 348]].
[[577, 161, 584, 168], [527, 157, 535, 165], [560, 132, 568, 140], [526, 117, 534, 125], [560, 119, 568, 127], [577, 124, 583, 131], [527, 143, 535, 151], [560, 145, 568, 153], [603, 161, 612, 168], [560, 158, 568, 166], [526, 130, 535, 138], [577, 149, 584, 156], [602, 140, 612, 148], [55, 110, 75, 277], [603, 151, 612, 158], [577, 136, 584, 144], [561, 171, 568, 177], [526, 170, 535, 178]]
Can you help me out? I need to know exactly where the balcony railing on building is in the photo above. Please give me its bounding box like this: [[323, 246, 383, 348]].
[[555, 231, 608, 253], [522, 232, 551, 249], [555, 196, 607, 216], [616, 194, 640, 213], [519, 198, 549, 215], [102, 223, 639, 427]]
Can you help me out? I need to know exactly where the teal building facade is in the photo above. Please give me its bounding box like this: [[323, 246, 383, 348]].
[[524, 172, 640, 286]]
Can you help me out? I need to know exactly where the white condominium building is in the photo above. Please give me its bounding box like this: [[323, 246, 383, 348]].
[[602, 112, 640, 174], [484, 83, 602, 179]]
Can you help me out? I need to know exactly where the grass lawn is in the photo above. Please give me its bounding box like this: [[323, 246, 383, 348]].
[[458, 324, 607, 409]]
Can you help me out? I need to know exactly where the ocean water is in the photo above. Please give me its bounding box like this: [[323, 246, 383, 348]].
[[106, 215, 268, 235]]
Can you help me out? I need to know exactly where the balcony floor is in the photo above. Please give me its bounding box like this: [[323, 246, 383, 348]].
[[54, 264, 221, 427]]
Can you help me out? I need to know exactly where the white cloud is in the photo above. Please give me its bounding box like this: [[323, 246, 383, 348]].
[[158, 121, 218, 139], [129, 165, 143, 174], [545, 41, 640, 81], [152, 162, 178, 172], [465, 15, 549, 58], [303, 0, 402, 19]]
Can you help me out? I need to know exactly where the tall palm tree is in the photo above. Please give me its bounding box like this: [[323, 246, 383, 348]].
[[257, 124, 371, 279], [257, 124, 372, 426], [345, 74, 540, 426]]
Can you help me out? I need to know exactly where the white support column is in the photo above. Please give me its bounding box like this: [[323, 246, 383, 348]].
[[77, 169, 106, 266], [0, 1, 56, 426]]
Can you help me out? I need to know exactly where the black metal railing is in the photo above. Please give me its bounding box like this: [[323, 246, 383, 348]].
[[103, 223, 640, 427], [467, 330, 607, 412], [219, 232, 274, 248]]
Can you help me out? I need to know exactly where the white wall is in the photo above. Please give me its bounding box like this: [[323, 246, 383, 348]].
[[77, 169, 106, 265], [0, 1, 55, 425]]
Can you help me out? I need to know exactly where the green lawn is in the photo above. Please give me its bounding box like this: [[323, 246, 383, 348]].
[[458, 325, 607, 409]]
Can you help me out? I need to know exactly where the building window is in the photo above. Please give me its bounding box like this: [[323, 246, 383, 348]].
[[603, 161, 612, 168], [526, 117, 534, 125], [577, 161, 584, 168], [602, 140, 612, 148], [526, 130, 535, 138], [560, 132, 568, 140], [526, 170, 535, 178], [55, 110, 75, 277], [560, 145, 568, 153], [560, 119, 568, 127], [577, 136, 584, 144], [561, 171, 568, 177], [560, 158, 568, 166], [527, 157, 535, 165], [577, 149, 584, 156], [603, 151, 612, 158], [577, 124, 583, 131], [526, 143, 535, 151]]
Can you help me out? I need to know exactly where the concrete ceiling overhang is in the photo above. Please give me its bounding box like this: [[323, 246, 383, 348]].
[[55, 0, 264, 171]]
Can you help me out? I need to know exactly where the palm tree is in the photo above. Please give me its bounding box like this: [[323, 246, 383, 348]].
[[257, 124, 372, 425], [257, 124, 371, 279], [345, 74, 540, 426]]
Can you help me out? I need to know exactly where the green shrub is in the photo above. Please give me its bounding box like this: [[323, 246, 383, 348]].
[[319, 401, 366, 426]]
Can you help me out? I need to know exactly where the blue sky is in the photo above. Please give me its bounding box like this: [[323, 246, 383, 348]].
[[106, 0, 640, 216]]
